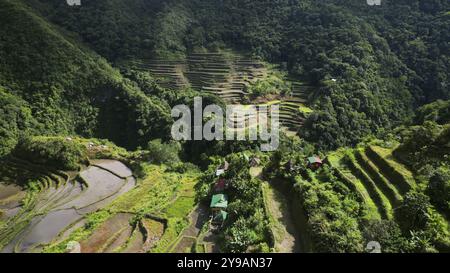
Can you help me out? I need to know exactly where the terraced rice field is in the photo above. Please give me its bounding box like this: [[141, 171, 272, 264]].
[[128, 59, 189, 90], [78, 213, 165, 253], [123, 51, 314, 135], [0, 159, 136, 253], [328, 146, 416, 221], [168, 204, 218, 254]]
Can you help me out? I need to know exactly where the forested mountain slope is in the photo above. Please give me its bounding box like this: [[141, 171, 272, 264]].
[[22, 0, 450, 150], [0, 0, 174, 155]]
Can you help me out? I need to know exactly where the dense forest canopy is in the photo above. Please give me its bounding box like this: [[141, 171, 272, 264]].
[[7, 0, 446, 151]]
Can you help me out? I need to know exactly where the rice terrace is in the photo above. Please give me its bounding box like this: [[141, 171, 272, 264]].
[[0, 0, 449, 259]]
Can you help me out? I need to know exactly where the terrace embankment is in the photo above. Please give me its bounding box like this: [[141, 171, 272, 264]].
[[328, 145, 417, 222], [262, 177, 313, 253], [122, 50, 314, 136]]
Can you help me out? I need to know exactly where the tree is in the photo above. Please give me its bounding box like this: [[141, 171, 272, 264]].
[[362, 220, 406, 253], [396, 192, 431, 231], [427, 167, 450, 216], [146, 139, 181, 165]]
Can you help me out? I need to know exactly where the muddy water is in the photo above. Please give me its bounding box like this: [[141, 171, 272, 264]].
[[19, 209, 83, 252], [91, 160, 133, 178], [0, 183, 25, 222], [0, 161, 136, 253], [60, 167, 125, 210], [1, 207, 21, 219], [77, 177, 135, 214], [0, 184, 22, 200]]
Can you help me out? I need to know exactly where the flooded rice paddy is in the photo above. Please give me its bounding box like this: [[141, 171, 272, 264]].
[[0, 160, 136, 253]]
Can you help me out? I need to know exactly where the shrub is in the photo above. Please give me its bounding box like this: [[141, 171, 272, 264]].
[[146, 139, 181, 165], [13, 136, 87, 170], [362, 220, 406, 253], [427, 167, 450, 216]]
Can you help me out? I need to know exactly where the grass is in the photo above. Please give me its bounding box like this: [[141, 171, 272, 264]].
[[165, 197, 195, 219], [150, 217, 189, 253], [367, 146, 415, 194], [328, 150, 381, 221], [261, 182, 285, 251], [345, 151, 393, 219], [108, 164, 181, 214], [298, 105, 313, 114], [356, 149, 403, 207], [163, 170, 198, 218]]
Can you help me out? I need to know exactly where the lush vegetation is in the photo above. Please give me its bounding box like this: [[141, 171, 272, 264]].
[[0, 0, 449, 253], [265, 121, 450, 252], [22, 0, 448, 150], [197, 153, 272, 253], [0, 0, 174, 152]]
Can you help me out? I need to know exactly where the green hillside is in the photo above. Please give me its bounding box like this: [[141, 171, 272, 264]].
[[0, 0, 174, 152]]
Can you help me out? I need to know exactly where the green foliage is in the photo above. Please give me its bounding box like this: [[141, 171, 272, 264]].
[[197, 152, 271, 252], [2, 0, 449, 253], [17, 0, 450, 151], [44, 210, 112, 253], [225, 216, 265, 253], [0, 0, 174, 151], [0, 87, 36, 157], [152, 3, 193, 58], [394, 121, 450, 215], [13, 136, 87, 170], [294, 171, 365, 253], [397, 192, 432, 230], [362, 220, 406, 253], [395, 191, 449, 252], [427, 167, 450, 216], [244, 72, 291, 100], [146, 139, 181, 165], [416, 100, 450, 125]]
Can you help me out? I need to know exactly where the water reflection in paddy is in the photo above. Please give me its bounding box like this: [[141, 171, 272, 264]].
[[0, 160, 136, 253]]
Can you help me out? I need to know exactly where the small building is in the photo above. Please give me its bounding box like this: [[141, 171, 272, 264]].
[[215, 160, 230, 177], [210, 194, 228, 212], [214, 178, 228, 193], [212, 210, 228, 225], [307, 156, 323, 170]]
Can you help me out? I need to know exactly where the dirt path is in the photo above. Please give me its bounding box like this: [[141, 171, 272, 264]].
[[265, 182, 302, 253]]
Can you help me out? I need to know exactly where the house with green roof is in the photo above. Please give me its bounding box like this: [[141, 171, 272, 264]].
[[210, 194, 228, 212], [307, 156, 323, 170]]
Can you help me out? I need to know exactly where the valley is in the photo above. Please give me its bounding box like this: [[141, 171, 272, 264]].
[[0, 0, 449, 254]]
